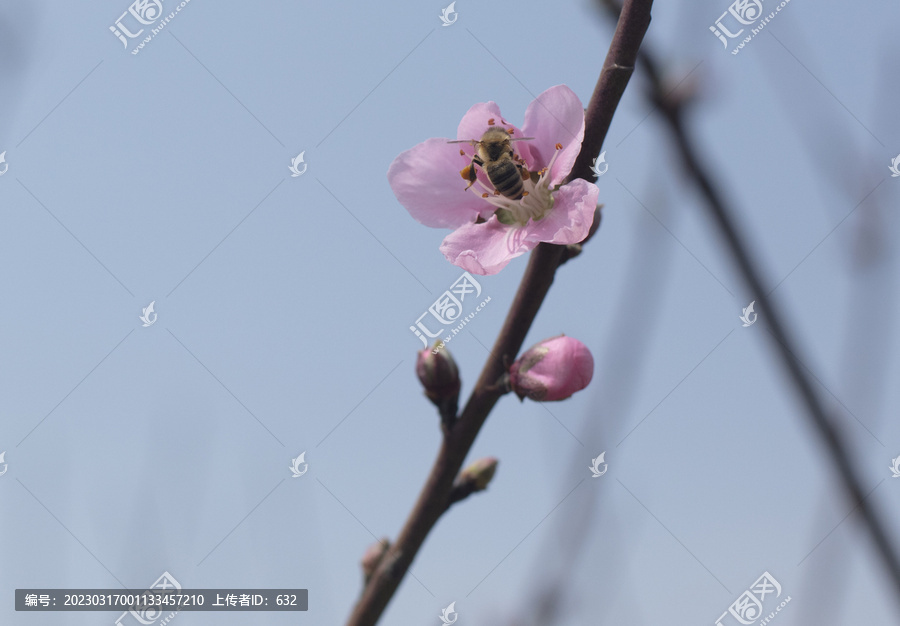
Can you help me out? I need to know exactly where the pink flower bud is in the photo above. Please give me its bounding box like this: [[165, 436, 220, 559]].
[[416, 344, 461, 412], [509, 335, 593, 401], [459, 457, 498, 491]]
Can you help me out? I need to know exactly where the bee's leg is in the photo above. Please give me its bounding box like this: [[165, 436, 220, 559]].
[[460, 156, 483, 191], [517, 162, 530, 180], [511, 153, 530, 180]]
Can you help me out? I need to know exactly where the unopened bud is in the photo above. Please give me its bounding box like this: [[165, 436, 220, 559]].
[[361, 538, 390, 583], [416, 344, 460, 415], [509, 335, 593, 402], [459, 457, 498, 491]]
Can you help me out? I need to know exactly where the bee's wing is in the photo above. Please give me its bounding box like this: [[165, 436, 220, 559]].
[[508, 136, 535, 142]]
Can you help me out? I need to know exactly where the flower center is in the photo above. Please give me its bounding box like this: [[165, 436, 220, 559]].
[[468, 146, 562, 227]]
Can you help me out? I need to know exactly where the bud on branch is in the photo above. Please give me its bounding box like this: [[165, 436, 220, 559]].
[[509, 335, 594, 401], [416, 344, 461, 428], [448, 457, 498, 506]]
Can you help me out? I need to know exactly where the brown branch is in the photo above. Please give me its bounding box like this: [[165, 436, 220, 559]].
[[568, 1, 651, 185], [601, 0, 900, 608], [345, 3, 654, 624]]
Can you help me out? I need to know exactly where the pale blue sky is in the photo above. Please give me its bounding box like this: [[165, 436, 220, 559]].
[[1, 1, 899, 624]]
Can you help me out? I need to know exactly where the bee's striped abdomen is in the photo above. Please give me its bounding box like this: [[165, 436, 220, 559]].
[[485, 160, 524, 200]]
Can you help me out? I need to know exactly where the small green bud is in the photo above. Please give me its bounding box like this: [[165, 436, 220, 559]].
[[460, 457, 498, 491]]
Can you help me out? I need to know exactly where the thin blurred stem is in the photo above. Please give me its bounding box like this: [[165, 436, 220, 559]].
[[600, 0, 900, 607], [345, 2, 654, 624], [516, 184, 679, 626]]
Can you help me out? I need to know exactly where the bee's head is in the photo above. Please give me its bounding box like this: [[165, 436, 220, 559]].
[[478, 126, 513, 161]]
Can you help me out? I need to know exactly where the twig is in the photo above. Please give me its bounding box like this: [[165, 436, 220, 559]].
[[345, 2, 654, 623], [600, 0, 900, 607]]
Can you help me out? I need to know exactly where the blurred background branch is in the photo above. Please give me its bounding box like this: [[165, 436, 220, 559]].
[[506, 182, 678, 626], [599, 0, 900, 613]]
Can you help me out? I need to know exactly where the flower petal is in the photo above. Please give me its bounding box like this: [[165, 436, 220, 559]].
[[523, 179, 598, 245], [387, 137, 488, 229], [456, 101, 523, 142], [521, 85, 585, 185], [439, 215, 538, 275]]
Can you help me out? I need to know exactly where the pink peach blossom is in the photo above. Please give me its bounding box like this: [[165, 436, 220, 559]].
[[388, 85, 598, 275]]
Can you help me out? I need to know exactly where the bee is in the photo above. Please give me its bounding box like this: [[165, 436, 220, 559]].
[[449, 124, 533, 200]]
